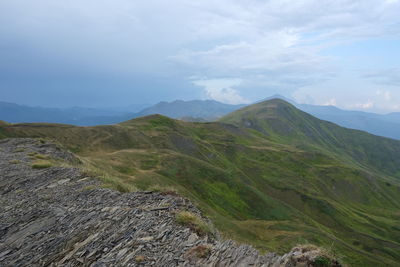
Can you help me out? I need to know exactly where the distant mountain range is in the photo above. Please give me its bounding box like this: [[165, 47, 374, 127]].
[[134, 100, 245, 121], [1, 97, 400, 139], [0, 101, 133, 126], [298, 103, 400, 140]]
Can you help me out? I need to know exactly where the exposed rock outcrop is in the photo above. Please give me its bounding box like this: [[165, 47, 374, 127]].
[[0, 138, 339, 266]]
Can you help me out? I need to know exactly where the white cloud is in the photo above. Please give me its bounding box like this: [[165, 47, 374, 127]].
[[1, 0, 400, 108], [192, 78, 249, 104], [294, 80, 400, 113], [376, 90, 392, 101], [171, 0, 400, 101], [323, 98, 337, 106], [3, 0, 396, 79], [348, 100, 375, 109]]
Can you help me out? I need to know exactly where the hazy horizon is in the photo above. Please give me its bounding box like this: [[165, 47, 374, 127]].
[[1, 0, 399, 113]]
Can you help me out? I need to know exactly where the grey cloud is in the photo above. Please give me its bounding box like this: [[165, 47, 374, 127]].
[[0, 0, 399, 106]]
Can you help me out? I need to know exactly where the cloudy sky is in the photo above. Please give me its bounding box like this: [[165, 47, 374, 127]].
[[0, 0, 399, 113]]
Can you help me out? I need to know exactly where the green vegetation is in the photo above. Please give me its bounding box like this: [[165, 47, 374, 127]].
[[1, 100, 400, 266], [175, 211, 212, 236], [9, 159, 21, 164], [78, 160, 138, 193], [285, 244, 341, 267], [31, 160, 53, 169], [28, 152, 49, 159], [82, 185, 98, 191], [314, 256, 332, 267], [147, 184, 178, 195]]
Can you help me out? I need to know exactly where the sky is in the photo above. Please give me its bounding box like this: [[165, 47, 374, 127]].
[[0, 0, 399, 113]]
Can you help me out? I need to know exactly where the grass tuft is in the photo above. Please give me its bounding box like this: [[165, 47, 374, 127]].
[[176, 211, 212, 236], [147, 184, 178, 195], [100, 175, 137, 193], [28, 152, 49, 159], [135, 255, 145, 263], [78, 160, 137, 193], [82, 185, 98, 191], [31, 160, 53, 169], [34, 153, 49, 159]]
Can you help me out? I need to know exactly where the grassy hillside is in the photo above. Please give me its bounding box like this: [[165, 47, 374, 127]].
[[1, 100, 399, 266], [221, 99, 400, 179]]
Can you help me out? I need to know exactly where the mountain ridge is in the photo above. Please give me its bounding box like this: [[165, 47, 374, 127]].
[[1, 99, 399, 265], [221, 99, 400, 178], [2, 97, 400, 140]]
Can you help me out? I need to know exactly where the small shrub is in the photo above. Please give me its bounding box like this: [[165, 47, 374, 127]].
[[314, 256, 331, 267], [14, 148, 25, 153], [186, 245, 211, 258], [9, 159, 21, 164], [175, 211, 211, 236], [31, 160, 53, 169], [291, 244, 342, 267]]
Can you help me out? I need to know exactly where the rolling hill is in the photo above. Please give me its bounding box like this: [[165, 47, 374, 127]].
[[0, 99, 399, 266]]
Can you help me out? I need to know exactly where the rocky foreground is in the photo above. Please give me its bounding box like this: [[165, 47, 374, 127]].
[[0, 138, 339, 266]]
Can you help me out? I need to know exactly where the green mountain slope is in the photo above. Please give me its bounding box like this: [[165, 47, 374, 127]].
[[221, 99, 400, 178], [1, 99, 399, 266]]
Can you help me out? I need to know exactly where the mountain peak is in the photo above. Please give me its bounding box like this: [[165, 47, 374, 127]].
[[256, 94, 297, 104], [219, 98, 331, 142], [257, 98, 296, 107], [220, 98, 298, 124]]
